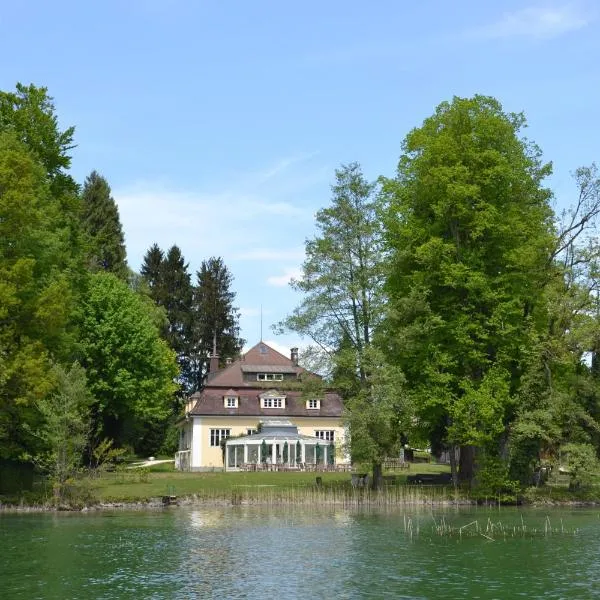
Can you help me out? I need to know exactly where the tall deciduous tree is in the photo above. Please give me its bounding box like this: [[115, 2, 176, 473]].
[[78, 272, 178, 454], [81, 171, 128, 279], [0, 83, 77, 198], [382, 95, 556, 485], [0, 133, 77, 461], [279, 163, 403, 487], [192, 257, 244, 391]]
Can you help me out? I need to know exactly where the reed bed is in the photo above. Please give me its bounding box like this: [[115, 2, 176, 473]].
[[410, 513, 580, 541], [178, 483, 467, 507]]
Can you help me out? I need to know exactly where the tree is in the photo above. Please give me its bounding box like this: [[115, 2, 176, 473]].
[[382, 95, 556, 485], [80, 171, 128, 279], [78, 272, 178, 454], [33, 363, 93, 501], [191, 257, 244, 391], [509, 165, 600, 482], [0, 83, 77, 198], [140, 243, 165, 296], [141, 244, 196, 395], [0, 133, 77, 462], [279, 163, 402, 488]]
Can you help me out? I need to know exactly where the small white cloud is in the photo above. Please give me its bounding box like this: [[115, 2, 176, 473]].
[[472, 4, 592, 40], [266, 267, 303, 287]]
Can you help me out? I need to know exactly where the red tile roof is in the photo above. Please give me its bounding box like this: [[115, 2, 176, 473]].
[[189, 341, 343, 418]]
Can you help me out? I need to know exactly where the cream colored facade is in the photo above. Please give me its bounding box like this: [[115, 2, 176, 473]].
[[178, 415, 347, 470]]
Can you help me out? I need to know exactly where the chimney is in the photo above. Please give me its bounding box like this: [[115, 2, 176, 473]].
[[291, 347, 299, 366], [209, 329, 219, 373]]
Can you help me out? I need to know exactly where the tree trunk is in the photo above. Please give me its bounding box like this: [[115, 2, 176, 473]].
[[371, 461, 383, 490], [449, 445, 459, 487], [458, 445, 477, 486]]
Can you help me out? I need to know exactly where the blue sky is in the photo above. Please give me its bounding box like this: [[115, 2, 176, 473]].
[[1, 1, 599, 356]]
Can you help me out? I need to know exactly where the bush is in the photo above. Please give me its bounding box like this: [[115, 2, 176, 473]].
[[473, 454, 520, 501], [561, 443, 599, 490]]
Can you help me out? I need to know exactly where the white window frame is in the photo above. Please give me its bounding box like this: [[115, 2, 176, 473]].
[[246, 428, 258, 436], [261, 397, 284, 409], [307, 399, 320, 409], [224, 396, 238, 408], [315, 430, 335, 442], [257, 373, 284, 382], [210, 428, 231, 447]]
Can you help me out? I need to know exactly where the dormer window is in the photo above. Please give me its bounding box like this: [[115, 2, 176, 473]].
[[307, 399, 320, 410], [259, 391, 286, 409], [224, 396, 238, 408], [262, 396, 284, 408], [257, 373, 284, 382]]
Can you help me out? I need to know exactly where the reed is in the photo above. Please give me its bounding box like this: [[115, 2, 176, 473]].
[[178, 483, 465, 507]]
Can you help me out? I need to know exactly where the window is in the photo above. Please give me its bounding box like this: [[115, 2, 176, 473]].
[[247, 428, 258, 436], [307, 399, 320, 409], [261, 397, 284, 408], [224, 396, 238, 408], [210, 428, 231, 447], [257, 373, 284, 382], [315, 430, 335, 442]]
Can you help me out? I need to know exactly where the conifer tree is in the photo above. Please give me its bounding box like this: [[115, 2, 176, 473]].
[[191, 257, 244, 391], [81, 171, 128, 279]]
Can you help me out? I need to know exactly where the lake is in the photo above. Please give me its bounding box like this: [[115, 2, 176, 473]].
[[1, 506, 599, 599]]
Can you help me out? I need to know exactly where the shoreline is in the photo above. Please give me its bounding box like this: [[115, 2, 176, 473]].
[[2, 493, 599, 513]]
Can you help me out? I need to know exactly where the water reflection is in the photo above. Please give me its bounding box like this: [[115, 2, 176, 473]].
[[1, 507, 600, 599]]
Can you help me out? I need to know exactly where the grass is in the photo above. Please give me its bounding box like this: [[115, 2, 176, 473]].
[[90, 462, 453, 504]]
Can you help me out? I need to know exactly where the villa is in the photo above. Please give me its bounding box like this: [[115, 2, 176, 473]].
[[175, 341, 349, 471]]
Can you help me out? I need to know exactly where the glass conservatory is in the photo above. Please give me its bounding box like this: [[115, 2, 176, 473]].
[[224, 420, 336, 471]]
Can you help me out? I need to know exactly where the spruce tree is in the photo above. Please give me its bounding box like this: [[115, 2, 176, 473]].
[[140, 243, 165, 300], [81, 171, 128, 279], [191, 257, 244, 391], [141, 244, 196, 394]]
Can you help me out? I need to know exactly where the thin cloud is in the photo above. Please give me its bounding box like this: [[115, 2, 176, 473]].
[[254, 151, 320, 185], [112, 154, 318, 272], [472, 4, 592, 40], [266, 267, 303, 287]]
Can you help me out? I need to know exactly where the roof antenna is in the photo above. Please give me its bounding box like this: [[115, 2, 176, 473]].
[[260, 304, 263, 342]]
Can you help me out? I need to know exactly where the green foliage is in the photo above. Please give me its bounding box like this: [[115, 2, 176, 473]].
[[472, 453, 519, 500], [192, 256, 244, 389], [79, 272, 179, 452], [345, 346, 409, 465], [0, 83, 77, 197], [90, 438, 127, 475], [141, 244, 194, 395], [33, 363, 93, 500], [80, 171, 128, 279], [561, 443, 600, 490], [382, 95, 556, 483], [0, 133, 79, 461], [280, 163, 384, 371]]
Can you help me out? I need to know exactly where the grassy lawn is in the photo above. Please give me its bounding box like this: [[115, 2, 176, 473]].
[[92, 462, 451, 502]]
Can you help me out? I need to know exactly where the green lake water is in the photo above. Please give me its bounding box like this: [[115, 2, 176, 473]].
[[1, 506, 600, 599]]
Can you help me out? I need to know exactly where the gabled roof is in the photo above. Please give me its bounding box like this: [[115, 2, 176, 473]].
[[186, 341, 344, 418], [206, 341, 305, 388]]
